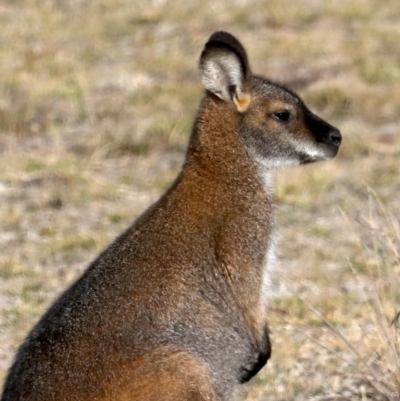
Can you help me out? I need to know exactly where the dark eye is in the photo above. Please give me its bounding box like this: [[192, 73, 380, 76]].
[[272, 110, 291, 122]]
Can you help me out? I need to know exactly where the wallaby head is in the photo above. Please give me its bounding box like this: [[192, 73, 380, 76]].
[[199, 31, 341, 172]]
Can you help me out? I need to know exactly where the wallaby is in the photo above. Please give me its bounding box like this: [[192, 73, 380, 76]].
[[1, 31, 341, 401]]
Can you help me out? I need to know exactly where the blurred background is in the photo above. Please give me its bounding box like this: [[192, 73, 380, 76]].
[[0, 0, 399, 399]]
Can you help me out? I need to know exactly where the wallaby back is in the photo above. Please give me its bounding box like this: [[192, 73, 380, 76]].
[[1, 31, 341, 401]]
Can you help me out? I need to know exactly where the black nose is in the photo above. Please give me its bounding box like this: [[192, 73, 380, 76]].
[[329, 128, 342, 146]]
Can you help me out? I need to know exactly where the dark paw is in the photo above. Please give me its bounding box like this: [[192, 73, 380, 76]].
[[239, 350, 270, 383]]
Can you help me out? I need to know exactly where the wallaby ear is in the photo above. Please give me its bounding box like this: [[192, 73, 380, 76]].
[[199, 31, 252, 113]]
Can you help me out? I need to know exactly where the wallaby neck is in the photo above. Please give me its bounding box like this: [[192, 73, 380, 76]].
[[184, 95, 262, 192], [164, 94, 274, 310]]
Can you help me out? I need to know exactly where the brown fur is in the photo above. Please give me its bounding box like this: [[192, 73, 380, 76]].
[[1, 32, 341, 401]]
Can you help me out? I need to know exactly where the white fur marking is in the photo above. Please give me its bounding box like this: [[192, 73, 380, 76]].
[[250, 153, 279, 303], [261, 238, 279, 302], [201, 52, 243, 101], [288, 137, 328, 161]]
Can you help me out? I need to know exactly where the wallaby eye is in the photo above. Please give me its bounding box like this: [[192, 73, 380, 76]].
[[272, 110, 291, 122]]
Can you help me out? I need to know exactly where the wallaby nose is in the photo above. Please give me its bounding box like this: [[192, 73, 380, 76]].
[[329, 128, 342, 147]]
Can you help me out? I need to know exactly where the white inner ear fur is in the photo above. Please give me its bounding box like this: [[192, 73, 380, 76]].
[[201, 51, 244, 101]]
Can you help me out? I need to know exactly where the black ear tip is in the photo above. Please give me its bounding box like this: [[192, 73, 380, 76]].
[[203, 31, 250, 77], [205, 31, 243, 52], [207, 31, 238, 45]]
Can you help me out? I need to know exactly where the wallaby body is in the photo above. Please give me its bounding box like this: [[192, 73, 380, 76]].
[[1, 32, 341, 401]]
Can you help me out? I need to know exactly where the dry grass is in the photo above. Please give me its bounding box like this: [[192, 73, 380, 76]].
[[1, 0, 400, 399]]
